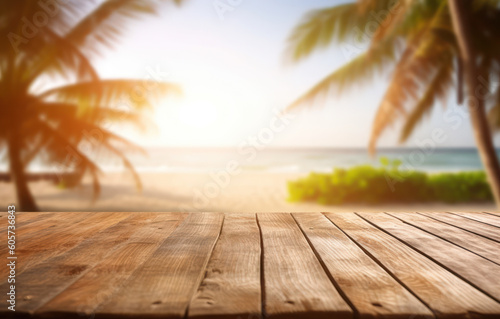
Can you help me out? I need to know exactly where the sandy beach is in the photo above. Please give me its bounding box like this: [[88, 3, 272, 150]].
[[0, 172, 497, 213]]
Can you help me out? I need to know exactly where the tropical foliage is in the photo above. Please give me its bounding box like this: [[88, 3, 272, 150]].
[[288, 159, 492, 204], [287, 0, 500, 146], [286, 0, 500, 205], [0, 0, 183, 211]]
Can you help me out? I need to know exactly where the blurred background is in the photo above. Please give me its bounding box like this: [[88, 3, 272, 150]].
[[1, 0, 499, 212]]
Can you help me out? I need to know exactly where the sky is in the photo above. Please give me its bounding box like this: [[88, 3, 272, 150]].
[[94, 0, 500, 149]]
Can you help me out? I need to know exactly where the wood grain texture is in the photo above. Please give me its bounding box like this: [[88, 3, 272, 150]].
[[390, 212, 500, 265], [36, 213, 187, 318], [0, 212, 96, 250], [0, 212, 154, 318], [1, 212, 499, 319], [188, 214, 261, 319], [419, 212, 500, 242], [451, 212, 500, 228], [293, 213, 432, 319], [96, 212, 224, 319], [258, 213, 352, 319], [0, 212, 130, 280], [484, 212, 500, 217], [0, 212, 55, 234], [325, 213, 500, 318], [360, 213, 500, 301], [0, 212, 93, 257]]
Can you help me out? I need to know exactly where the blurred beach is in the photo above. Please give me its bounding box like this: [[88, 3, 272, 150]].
[[0, 172, 496, 213], [2, 147, 498, 174], [0, 148, 497, 212]]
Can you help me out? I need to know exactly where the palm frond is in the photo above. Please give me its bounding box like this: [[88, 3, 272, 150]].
[[36, 120, 102, 199], [286, 0, 419, 63], [286, 0, 450, 113], [287, 38, 399, 111], [1, 0, 186, 207], [101, 141, 142, 192], [39, 80, 181, 110], [400, 60, 453, 142], [0, 1, 96, 55], [35, 115, 147, 199], [34, 102, 148, 130], [364, 0, 417, 43], [65, 0, 158, 56], [368, 29, 453, 153], [287, 4, 358, 62], [24, 28, 99, 86], [45, 113, 146, 155]]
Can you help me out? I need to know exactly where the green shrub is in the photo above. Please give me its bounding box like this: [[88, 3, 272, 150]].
[[288, 158, 493, 204]]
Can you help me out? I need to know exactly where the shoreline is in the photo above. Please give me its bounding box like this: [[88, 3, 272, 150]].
[[0, 172, 497, 213]]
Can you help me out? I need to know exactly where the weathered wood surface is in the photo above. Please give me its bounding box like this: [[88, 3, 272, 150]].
[[359, 213, 500, 300], [484, 211, 500, 217], [325, 213, 500, 318], [419, 212, 500, 242], [258, 213, 352, 319], [0, 212, 125, 279], [451, 212, 500, 228], [388, 212, 500, 265], [188, 214, 261, 319], [2, 213, 147, 315], [37, 213, 187, 318], [97, 212, 224, 319], [1, 212, 500, 319], [292, 213, 432, 318]]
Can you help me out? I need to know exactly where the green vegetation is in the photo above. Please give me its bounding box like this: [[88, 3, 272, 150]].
[[288, 159, 492, 205], [286, 0, 500, 206]]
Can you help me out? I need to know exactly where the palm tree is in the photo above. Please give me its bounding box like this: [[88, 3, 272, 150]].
[[0, 0, 183, 211], [286, 0, 500, 206]]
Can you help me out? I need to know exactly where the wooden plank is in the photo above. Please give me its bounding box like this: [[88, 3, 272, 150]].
[[0, 212, 155, 318], [419, 212, 500, 242], [0, 211, 52, 222], [96, 212, 224, 319], [360, 213, 500, 301], [293, 213, 432, 319], [37, 213, 187, 318], [0, 212, 94, 252], [325, 213, 500, 318], [390, 212, 500, 265], [15, 212, 88, 229], [16, 211, 56, 222], [483, 212, 500, 217], [258, 213, 352, 319], [0, 212, 92, 253], [0, 212, 100, 278], [0, 212, 55, 230], [451, 212, 500, 228], [0, 212, 127, 279], [15, 213, 98, 250], [0, 212, 56, 238], [188, 214, 261, 319]]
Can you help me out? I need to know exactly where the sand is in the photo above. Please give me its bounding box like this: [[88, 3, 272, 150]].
[[0, 172, 497, 213]]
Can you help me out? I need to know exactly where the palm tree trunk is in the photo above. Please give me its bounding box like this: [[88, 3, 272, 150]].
[[8, 134, 39, 212], [448, 0, 500, 206]]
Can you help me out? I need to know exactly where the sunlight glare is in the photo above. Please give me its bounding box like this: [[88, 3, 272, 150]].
[[178, 99, 218, 128]]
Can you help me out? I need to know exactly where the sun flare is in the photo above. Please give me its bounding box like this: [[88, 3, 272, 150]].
[[178, 99, 218, 128]]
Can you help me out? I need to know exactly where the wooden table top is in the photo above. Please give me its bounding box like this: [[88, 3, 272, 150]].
[[1, 211, 500, 318]]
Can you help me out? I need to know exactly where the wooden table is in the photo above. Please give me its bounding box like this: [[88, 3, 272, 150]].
[[2, 212, 500, 318]]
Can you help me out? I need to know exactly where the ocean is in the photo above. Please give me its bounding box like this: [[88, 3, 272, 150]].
[[87, 147, 500, 174], [1, 147, 498, 174]]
